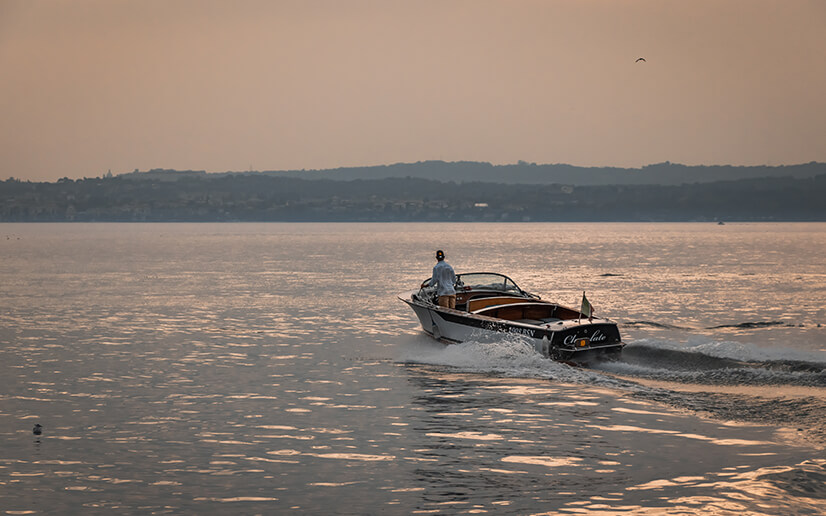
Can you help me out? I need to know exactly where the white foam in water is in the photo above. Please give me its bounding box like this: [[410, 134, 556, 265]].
[[595, 356, 822, 387], [400, 334, 624, 387], [632, 335, 826, 364]]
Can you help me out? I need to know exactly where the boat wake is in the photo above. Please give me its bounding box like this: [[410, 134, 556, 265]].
[[708, 321, 798, 329], [627, 335, 825, 362], [399, 333, 826, 447], [593, 337, 826, 446], [400, 333, 631, 389], [623, 319, 814, 331], [623, 320, 691, 330], [594, 339, 826, 387], [401, 333, 825, 388]]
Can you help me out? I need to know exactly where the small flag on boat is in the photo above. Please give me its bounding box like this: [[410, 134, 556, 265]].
[[580, 291, 593, 321]]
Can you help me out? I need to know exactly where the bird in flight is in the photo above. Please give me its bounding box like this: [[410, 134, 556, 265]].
[[635, 57, 646, 62]]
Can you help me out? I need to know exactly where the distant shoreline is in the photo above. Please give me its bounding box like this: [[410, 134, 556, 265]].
[[9, 160, 826, 186], [2, 167, 825, 222]]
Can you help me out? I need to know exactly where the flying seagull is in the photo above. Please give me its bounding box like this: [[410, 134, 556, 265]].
[[635, 57, 646, 62]]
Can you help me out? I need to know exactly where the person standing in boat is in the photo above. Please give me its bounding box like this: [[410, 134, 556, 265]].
[[431, 249, 456, 309]]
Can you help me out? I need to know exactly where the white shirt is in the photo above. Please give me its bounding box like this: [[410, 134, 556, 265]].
[[431, 261, 456, 296]]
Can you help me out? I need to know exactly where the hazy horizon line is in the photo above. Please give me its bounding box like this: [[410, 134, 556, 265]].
[[15, 159, 825, 182]]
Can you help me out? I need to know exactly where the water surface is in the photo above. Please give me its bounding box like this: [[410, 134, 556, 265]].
[[1, 223, 824, 514]]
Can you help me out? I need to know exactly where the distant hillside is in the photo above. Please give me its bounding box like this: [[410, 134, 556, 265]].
[[110, 161, 826, 187], [250, 161, 826, 186], [2, 173, 824, 222]]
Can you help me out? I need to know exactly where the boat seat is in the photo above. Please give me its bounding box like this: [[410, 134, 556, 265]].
[[468, 296, 542, 312], [515, 319, 543, 325]]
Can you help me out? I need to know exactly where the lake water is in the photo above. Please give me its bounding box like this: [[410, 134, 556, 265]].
[[1, 222, 824, 515]]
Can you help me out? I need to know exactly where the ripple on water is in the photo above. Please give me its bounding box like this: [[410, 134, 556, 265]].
[[2, 222, 825, 514]]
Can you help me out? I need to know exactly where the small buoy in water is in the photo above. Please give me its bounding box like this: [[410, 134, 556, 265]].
[[33, 424, 43, 435]]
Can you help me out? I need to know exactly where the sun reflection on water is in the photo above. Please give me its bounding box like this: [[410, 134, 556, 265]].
[[1, 222, 824, 513]]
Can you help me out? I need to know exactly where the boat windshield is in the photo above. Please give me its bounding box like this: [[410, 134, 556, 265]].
[[456, 273, 521, 292]]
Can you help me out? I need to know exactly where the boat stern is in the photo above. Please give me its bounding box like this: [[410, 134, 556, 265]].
[[548, 320, 624, 359]]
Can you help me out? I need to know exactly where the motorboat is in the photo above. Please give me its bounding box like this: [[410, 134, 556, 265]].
[[399, 272, 624, 361]]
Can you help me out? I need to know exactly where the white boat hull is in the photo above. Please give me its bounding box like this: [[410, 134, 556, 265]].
[[401, 294, 624, 361]]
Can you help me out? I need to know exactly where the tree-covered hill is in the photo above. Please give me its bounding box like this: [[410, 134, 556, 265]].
[[2, 173, 824, 222], [254, 160, 826, 186]]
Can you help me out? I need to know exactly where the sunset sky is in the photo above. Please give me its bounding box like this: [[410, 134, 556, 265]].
[[2, 0, 825, 182]]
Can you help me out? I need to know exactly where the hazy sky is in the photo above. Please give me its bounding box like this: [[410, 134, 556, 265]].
[[2, 0, 825, 181]]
